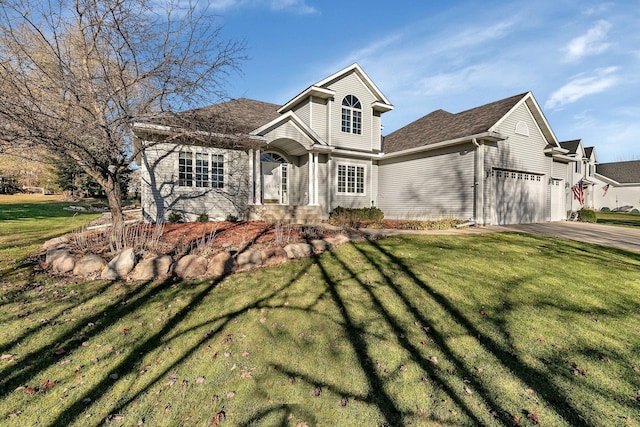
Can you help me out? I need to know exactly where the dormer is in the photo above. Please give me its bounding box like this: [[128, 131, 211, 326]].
[[278, 64, 393, 153]]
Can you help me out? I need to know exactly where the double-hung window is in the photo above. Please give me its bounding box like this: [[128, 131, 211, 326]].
[[211, 154, 224, 189], [195, 153, 209, 187], [337, 164, 365, 194], [179, 151, 224, 189], [341, 95, 362, 134], [179, 152, 193, 187]]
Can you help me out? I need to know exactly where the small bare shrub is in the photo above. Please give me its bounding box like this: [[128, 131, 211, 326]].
[[274, 222, 294, 244], [191, 227, 217, 257], [300, 225, 324, 241]]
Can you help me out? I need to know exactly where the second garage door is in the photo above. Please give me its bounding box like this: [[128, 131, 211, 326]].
[[492, 169, 545, 225]]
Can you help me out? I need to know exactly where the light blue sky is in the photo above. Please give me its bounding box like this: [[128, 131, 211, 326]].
[[211, 0, 639, 163]]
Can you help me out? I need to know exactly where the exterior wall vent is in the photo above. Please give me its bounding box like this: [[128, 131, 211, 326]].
[[515, 121, 529, 136]]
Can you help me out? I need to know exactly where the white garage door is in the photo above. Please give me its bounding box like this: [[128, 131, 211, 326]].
[[492, 169, 545, 225]]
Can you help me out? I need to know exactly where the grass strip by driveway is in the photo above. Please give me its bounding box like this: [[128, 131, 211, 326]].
[[0, 230, 638, 426], [596, 211, 640, 228]]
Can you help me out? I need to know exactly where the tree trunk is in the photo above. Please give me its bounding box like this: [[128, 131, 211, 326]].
[[104, 174, 125, 251]]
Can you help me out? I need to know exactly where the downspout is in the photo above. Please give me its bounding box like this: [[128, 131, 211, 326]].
[[472, 138, 484, 225]]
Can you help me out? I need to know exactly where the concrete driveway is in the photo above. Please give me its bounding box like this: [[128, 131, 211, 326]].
[[493, 222, 640, 253]]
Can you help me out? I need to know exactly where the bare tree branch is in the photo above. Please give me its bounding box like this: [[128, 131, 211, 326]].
[[0, 0, 246, 247]]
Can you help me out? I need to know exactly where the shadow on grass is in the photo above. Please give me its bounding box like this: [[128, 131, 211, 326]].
[[2, 232, 637, 426], [360, 238, 593, 426]]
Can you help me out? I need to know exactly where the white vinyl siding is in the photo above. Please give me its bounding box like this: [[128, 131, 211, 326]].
[[484, 102, 551, 224], [378, 145, 475, 220], [327, 72, 376, 151], [141, 143, 248, 222], [293, 102, 310, 126], [311, 97, 328, 140]]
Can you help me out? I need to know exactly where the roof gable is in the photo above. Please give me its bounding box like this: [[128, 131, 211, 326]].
[[251, 111, 326, 148], [559, 139, 582, 155], [278, 63, 393, 114], [384, 93, 528, 153]]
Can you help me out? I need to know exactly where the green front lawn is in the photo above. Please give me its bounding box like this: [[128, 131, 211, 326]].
[[0, 204, 638, 426], [0, 194, 101, 271], [596, 211, 640, 228]]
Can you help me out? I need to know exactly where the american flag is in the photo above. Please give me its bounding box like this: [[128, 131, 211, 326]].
[[572, 179, 584, 206], [602, 183, 610, 196]]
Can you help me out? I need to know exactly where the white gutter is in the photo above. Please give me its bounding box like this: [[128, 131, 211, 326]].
[[381, 131, 503, 160], [594, 173, 640, 187], [132, 122, 267, 143]]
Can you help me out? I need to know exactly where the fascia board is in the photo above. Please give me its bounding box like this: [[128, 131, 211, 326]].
[[277, 86, 335, 114], [381, 132, 503, 160]]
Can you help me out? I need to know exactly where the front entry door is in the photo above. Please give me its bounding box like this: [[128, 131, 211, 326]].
[[262, 162, 281, 204]]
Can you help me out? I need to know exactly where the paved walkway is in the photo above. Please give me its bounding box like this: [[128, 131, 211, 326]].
[[360, 222, 640, 253], [491, 222, 640, 253]]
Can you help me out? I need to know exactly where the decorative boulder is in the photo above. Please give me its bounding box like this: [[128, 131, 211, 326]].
[[261, 247, 289, 266], [47, 249, 75, 274], [73, 255, 106, 276], [324, 234, 351, 247], [131, 255, 173, 281], [173, 254, 208, 279], [101, 248, 136, 280], [206, 252, 236, 277], [42, 236, 70, 252], [236, 249, 262, 270], [310, 239, 332, 253], [284, 243, 313, 259]]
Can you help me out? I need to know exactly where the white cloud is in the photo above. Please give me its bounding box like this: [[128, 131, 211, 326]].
[[582, 3, 613, 16], [209, 0, 246, 11], [414, 64, 494, 96], [208, 0, 318, 14], [545, 67, 619, 110], [270, 0, 318, 14], [564, 20, 611, 62]]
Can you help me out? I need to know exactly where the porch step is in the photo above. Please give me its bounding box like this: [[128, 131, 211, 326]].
[[244, 205, 325, 224]]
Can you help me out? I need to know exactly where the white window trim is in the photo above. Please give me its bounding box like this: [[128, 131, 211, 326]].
[[336, 162, 366, 196], [177, 149, 226, 190]]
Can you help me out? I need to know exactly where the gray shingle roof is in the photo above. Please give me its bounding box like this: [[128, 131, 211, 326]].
[[584, 147, 594, 158], [559, 140, 581, 155], [383, 93, 528, 154], [597, 161, 640, 184], [177, 98, 281, 134]]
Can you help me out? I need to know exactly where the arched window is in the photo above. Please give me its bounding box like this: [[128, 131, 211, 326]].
[[341, 95, 362, 134], [260, 152, 287, 163]]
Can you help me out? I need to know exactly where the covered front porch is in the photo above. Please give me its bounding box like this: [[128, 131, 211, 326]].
[[243, 137, 332, 224]]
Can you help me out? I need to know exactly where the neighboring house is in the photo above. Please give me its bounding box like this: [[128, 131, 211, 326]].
[[593, 160, 640, 211], [134, 64, 575, 225], [558, 140, 598, 211]]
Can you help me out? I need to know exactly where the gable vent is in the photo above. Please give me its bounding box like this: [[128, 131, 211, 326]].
[[515, 121, 529, 136]]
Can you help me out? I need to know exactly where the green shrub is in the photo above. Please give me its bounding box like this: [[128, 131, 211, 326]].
[[578, 209, 597, 223], [197, 212, 209, 222], [600, 207, 611, 212], [225, 214, 238, 223], [167, 210, 183, 223], [631, 209, 640, 215], [329, 206, 384, 227]]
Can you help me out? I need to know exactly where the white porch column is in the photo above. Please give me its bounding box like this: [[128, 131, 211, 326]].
[[308, 152, 314, 205], [313, 153, 319, 205], [255, 149, 262, 205], [248, 149, 254, 204]]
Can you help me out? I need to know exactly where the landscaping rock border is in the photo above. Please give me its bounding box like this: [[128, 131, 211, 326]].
[[40, 231, 362, 282]]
